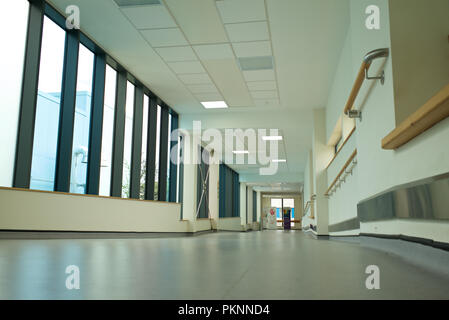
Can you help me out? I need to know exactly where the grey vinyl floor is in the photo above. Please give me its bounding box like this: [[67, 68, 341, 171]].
[[0, 230, 448, 299]]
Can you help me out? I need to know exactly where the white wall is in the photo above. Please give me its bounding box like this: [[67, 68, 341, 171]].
[[0, 188, 187, 232], [247, 186, 254, 228], [217, 217, 244, 231], [323, 0, 449, 242], [256, 191, 261, 224], [302, 150, 314, 229], [312, 109, 333, 235], [389, 0, 449, 124], [326, 132, 359, 235], [240, 182, 247, 229], [0, 1, 29, 187], [209, 161, 219, 223]]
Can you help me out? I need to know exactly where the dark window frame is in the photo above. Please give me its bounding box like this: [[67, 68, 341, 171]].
[[14, 0, 179, 202]]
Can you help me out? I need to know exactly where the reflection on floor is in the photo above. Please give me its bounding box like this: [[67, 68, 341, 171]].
[[0, 230, 448, 299]]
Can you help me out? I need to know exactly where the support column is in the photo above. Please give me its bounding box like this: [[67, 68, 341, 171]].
[[312, 109, 333, 235], [256, 190, 262, 230], [181, 129, 198, 231], [208, 157, 219, 229], [247, 186, 254, 229], [240, 182, 247, 230]]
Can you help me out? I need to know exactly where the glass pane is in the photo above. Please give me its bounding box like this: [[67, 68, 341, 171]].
[[176, 135, 182, 203], [70, 44, 94, 194], [140, 95, 149, 199], [282, 198, 294, 208], [30, 17, 66, 191], [122, 81, 134, 198], [99, 65, 116, 196], [0, 0, 29, 187], [166, 113, 172, 198], [270, 198, 282, 208], [154, 105, 161, 200]]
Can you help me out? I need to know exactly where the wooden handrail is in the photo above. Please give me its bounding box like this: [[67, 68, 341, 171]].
[[325, 149, 357, 196], [276, 219, 301, 223], [326, 126, 356, 169], [382, 83, 449, 149], [343, 48, 389, 114], [343, 61, 371, 114]]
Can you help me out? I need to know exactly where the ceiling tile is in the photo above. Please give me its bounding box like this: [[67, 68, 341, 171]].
[[193, 44, 234, 60], [253, 99, 281, 108], [238, 56, 273, 71], [164, 0, 228, 44], [243, 69, 275, 81], [247, 81, 277, 91], [155, 46, 197, 62], [250, 90, 278, 99], [187, 84, 219, 94], [121, 5, 177, 29], [202, 59, 253, 107], [225, 21, 269, 42], [168, 61, 205, 74], [232, 41, 272, 58], [216, 0, 266, 24], [195, 92, 224, 102], [178, 73, 213, 85], [141, 28, 188, 47]]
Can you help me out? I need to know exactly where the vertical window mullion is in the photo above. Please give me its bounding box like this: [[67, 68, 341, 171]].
[[54, 30, 80, 192], [129, 86, 143, 199], [86, 54, 106, 195], [158, 107, 169, 201], [110, 71, 127, 197], [145, 98, 157, 200], [13, 0, 44, 189]]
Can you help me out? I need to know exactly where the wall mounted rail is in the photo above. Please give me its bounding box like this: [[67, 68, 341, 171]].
[[303, 194, 316, 218], [325, 149, 357, 197], [382, 83, 449, 149], [343, 48, 389, 118]]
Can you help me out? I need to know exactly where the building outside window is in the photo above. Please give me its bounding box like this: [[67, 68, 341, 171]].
[[69, 44, 94, 194], [99, 65, 116, 196], [30, 16, 66, 191]]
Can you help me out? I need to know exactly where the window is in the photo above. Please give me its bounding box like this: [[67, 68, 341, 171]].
[[0, 0, 29, 187], [122, 81, 134, 198], [70, 44, 94, 194], [140, 95, 149, 199], [219, 164, 240, 218], [253, 190, 257, 222], [283, 198, 295, 219], [30, 17, 66, 191], [176, 134, 184, 204], [166, 113, 172, 197], [334, 136, 342, 154], [14, 3, 179, 199], [99, 65, 116, 196], [197, 147, 209, 218], [154, 105, 161, 200]]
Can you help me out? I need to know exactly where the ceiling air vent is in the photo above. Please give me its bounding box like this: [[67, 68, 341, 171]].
[[238, 56, 273, 71], [114, 0, 161, 7]]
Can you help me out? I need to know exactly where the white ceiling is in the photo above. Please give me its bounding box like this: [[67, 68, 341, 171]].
[[48, 0, 350, 192]]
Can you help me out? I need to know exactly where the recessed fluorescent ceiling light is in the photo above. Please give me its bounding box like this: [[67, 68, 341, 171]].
[[114, 0, 161, 6], [238, 56, 273, 71], [201, 101, 228, 109], [272, 159, 286, 163], [262, 135, 283, 141], [233, 150, 249, 154]]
